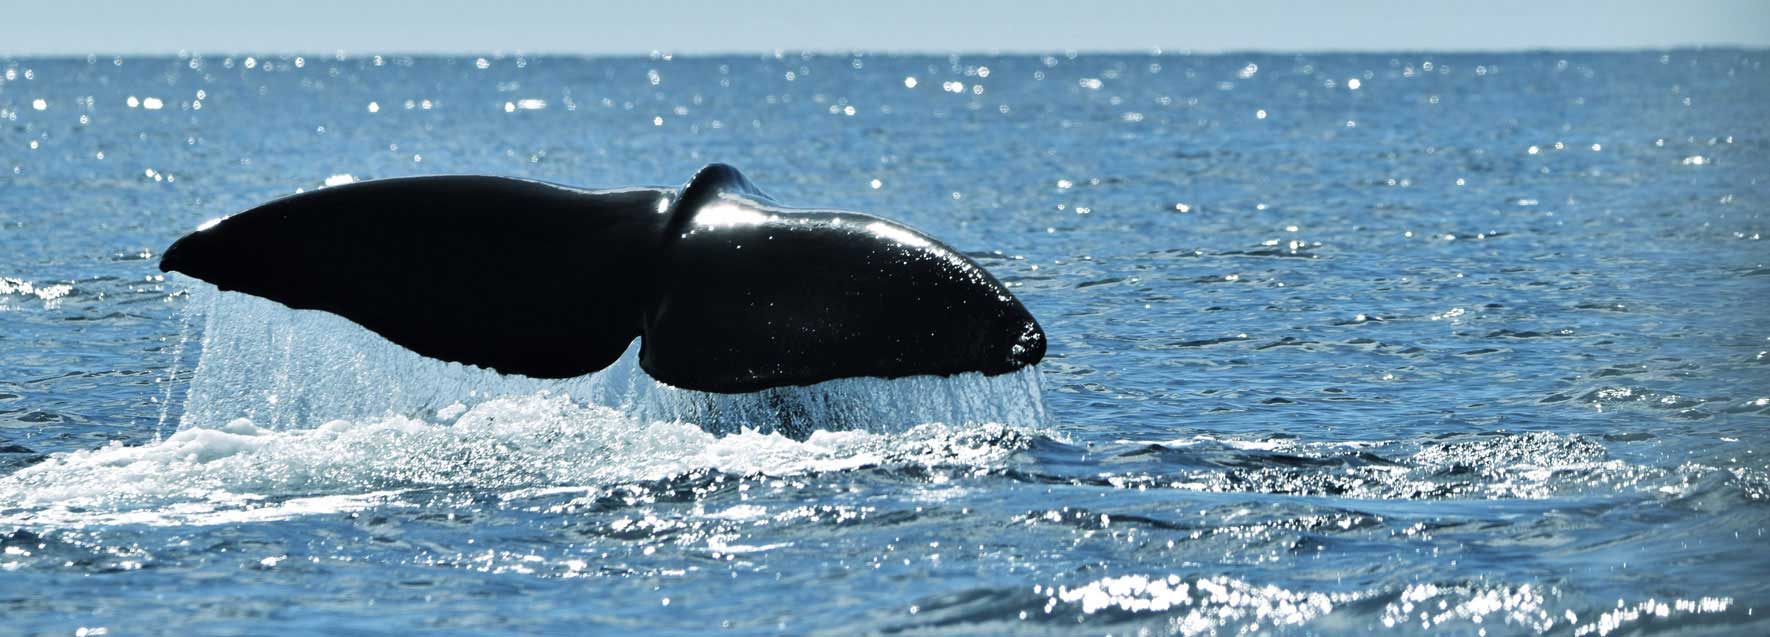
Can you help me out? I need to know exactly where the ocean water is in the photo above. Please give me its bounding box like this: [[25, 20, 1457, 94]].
[[1, 50, 1766, 635]]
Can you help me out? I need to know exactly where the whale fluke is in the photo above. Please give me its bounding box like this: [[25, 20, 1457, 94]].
[[160, 164, 1045, 393]]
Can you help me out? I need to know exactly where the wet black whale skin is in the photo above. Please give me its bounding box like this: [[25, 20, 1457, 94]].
[[159, 164, 1045, 393]]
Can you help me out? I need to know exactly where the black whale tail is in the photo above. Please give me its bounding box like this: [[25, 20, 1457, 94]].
[[161, 164, 1045, 393]]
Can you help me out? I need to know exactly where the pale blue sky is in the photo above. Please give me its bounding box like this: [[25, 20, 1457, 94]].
[[3, 0, 1768, 55]]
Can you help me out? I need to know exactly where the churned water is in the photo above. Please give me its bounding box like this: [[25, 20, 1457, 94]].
[[1, 50, 1767, 635]]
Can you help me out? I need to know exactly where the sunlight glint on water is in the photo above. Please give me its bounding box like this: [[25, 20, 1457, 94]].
[[0, 51, 1766, 635]]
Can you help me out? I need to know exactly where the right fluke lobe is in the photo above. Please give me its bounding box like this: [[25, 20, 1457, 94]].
[[642, 164, 1045, 393]]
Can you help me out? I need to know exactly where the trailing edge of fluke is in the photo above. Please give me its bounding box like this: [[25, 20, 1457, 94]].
[[160, 163, 1046, 394]]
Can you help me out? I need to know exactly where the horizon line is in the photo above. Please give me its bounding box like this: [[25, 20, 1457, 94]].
[[5, 44, 1767, 60]]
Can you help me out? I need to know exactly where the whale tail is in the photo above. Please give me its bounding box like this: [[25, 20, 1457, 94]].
[[160, 164, 1044, 393]]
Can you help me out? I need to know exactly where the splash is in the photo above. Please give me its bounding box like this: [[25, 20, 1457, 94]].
[[0, 283, 1049, 526], [178, 285, 1048, 437], [0, 394, 1031, 526]]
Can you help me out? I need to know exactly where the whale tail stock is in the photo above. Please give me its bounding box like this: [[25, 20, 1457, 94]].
[[160, 164, 1045, 393]]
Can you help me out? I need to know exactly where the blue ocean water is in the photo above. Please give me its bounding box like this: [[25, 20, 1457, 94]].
[[1, 50, 1766, 635]]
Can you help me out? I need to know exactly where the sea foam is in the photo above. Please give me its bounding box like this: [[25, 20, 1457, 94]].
[[0, 284, 1048, 526]]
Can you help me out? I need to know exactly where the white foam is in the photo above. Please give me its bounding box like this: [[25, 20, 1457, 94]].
[[0, 284, 1048, 527], [0, 394, 1030, 526]]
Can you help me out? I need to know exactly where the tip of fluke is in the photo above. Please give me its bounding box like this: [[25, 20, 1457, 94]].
[[158, 233, 196, 275], [157, 243, 180, 274], [161, 215, 231, 275]]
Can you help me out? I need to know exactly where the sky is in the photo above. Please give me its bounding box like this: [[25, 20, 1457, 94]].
[[2, 0, 1768, 56]]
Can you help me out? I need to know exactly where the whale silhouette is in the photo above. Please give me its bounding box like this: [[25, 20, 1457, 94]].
[[159, 164, 1045, 393]]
